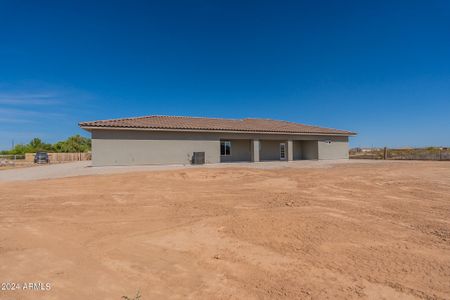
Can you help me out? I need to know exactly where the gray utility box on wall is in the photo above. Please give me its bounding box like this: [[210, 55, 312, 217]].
[[192, 152, 205, 164]]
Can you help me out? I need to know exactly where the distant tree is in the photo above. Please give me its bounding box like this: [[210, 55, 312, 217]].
[[30, 138, 43, 149], [52, 135, 91, 153], [3, 143, 31, 155], [29, 138, 52, 152], [0, 135, 91, 154]]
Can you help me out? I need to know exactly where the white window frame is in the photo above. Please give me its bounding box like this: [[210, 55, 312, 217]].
[[220, 141, 231, 156]]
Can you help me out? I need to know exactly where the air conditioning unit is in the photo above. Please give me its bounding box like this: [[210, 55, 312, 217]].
[[192, 152, 205, 165]]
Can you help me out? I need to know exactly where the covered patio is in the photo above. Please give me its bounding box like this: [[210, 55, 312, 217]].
[[219, 139, 319, 163]]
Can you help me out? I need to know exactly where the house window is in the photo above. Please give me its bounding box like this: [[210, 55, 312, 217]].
[[220, 141, 231, 156]]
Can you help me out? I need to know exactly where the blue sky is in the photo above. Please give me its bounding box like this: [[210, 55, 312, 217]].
[[0, 0, 449, 150]]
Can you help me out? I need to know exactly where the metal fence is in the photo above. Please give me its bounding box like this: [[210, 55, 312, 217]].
[[350, 148, 450, 161]]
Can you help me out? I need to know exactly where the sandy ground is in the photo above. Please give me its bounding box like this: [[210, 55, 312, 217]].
[[0, 161, 449, 299], [0, 160, 35, 171], [0, 159, 381, 182]]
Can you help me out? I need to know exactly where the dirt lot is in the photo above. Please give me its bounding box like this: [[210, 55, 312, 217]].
[[0, 160, 35, 171], [0, 161, 449, 299]]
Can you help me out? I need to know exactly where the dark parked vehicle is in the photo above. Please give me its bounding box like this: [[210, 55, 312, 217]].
[[34, 152, 49, 164]]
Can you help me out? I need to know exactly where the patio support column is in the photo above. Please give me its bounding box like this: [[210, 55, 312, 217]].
[[287, 140, 293, 161], [251, 139, 260, 162]]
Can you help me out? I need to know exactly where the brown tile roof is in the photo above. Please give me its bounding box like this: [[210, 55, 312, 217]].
[[79, 115, 356, 135]]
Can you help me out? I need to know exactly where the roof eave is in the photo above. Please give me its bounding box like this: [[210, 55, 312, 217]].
[[79, 125, 356, 136]]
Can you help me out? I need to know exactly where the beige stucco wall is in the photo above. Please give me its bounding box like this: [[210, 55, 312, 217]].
[[293, 141, 302, 160], [91, 130, 220, 166], [260, 140, 302, 161], [220, 139, 251, 162], [260, 140, 286, 161], [300, 140, 319, 160], [317, 136, 349, 159], [89, 129, 351, 166], [299, 136, 349, 160]]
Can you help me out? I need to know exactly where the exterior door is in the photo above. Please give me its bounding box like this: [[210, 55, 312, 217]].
[[280, 143, 287, 160]]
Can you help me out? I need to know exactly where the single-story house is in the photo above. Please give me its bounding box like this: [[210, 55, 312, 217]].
[[79, 115, 356, 166]]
